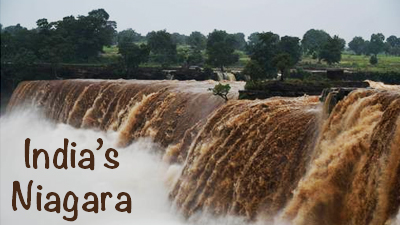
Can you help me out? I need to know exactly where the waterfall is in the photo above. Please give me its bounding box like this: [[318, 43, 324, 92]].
[[3, 79, 400, 225]]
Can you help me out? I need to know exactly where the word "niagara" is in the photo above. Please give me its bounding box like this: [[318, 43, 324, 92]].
[[12, 138, 132, 222]]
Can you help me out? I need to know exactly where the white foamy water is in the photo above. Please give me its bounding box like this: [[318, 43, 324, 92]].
[[0, 109, 248, 225], [394, 212, 400, 225]]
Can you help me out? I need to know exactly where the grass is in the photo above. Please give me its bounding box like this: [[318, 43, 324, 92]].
[[103, 45, 119, 55], [100, 45, 400, 72], [233, 50, 250, 67], [299, 53, 400, 72]]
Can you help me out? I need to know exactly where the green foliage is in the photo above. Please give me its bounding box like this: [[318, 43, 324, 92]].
[[176, 45, 204, 67], [147, 30, 177, 67], [244, 32, 301, 80], [187, 49, 204, 66], [243, 60, 265, 80], [368, 33, 385, 56], [349, 36, 366, 55], [231, 33, 247, 51], [301, 29, 330, 56], [171, 32, 188, 45], [245, 32, 280, 79], [300, 52, 400, 73], [246, 32, 261, 54], [369, 55, 378, 65], [118, 41, 149, 75], [318, 35, 345, 65], [385, 35, 400, 56], [187, 31, 207, 50], [72, 9, 117, 61], [118, 29, 143, 44], [279, 36, 301, 64], [208, 83, 231, 102], [206, 30, 239, 71], [272, 53, 292, 81], [36, 9, 116, 63]]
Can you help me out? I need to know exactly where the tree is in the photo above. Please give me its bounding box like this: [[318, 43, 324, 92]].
[[74, 9, 117, 62], [386, 35, 400, 56], [279, 36, 301, 65], [368, 33, 385, 56], [244, 32, 280, 79], [231, 33, 247, 51], [242, 60, 265, 80], [363, 40, 371, 55], [187, 31, 207, 50], [147, 30, 177, 67], [348, 36, 366, 55], [118, 29, 142, 44], [171, 32, 188, 45], [246, 32, 261, 54], [118, 41, 149, 76], [272, 53, 292, 81], [301, 29, 330, 57], [206, 30, 239, 71], [208, 83, 231, 102], [318, 35, 345, 65], [186, 31, 206, 66], [187, 49, 204, 66], [1, 24, 39, 87], [46, 9, 117, 63]]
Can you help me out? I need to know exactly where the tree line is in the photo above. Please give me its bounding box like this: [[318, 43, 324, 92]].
[[348, 34, 400, 65], [1, 9, 116, 88], [1, 8, 400, 85]]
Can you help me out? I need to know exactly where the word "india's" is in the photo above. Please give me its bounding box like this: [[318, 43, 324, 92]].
[[12, 138, 132, 222]]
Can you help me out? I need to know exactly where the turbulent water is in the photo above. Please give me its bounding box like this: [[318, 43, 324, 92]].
[[3, 79, 400, 225]]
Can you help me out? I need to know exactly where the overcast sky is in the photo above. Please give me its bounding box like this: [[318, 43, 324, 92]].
[[1, 0, 399, 42]]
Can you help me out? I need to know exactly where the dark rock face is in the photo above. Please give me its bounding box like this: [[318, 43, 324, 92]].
[[239, 81, 369, 100], [327, 69, 345, 80], [320, 87, 360, 114], [170, 68, 217, 81]]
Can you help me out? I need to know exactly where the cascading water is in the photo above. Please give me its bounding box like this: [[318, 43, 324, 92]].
[[2, 79, 400, 225]]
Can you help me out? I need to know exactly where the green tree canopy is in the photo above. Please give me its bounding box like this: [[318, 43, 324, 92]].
[[171, 32, 188, 45], [118, 37, 149, 76], [1, 24, 39, 86], [208, 83, 231, 102], [368, 33, 385, 56], [246, 32, 261, 54], [348, 36, 366, 55], [319, 35, 345, 65], [74, 9, 117, 61], [187, 31, 207, 50], [118, 29, 142, 44], [386, 35, 400, 56], [301, 29, 330, 57], [231, 33, 247, 51], [206, 30, 239, 71], [279, 36, 301, 65], [244, 32, 280, 79], [272, 53, 292, 81], [147, 30, 177, 67]]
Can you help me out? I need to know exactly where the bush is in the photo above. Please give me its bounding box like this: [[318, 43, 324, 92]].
[[208, 83, 231, 101], [369, 55, 378, 65], [243, 60, 267, 80]]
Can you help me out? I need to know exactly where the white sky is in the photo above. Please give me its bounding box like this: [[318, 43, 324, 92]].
[[1, 0, 399, 42]]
